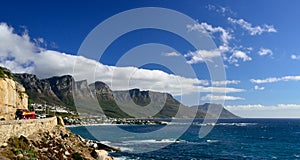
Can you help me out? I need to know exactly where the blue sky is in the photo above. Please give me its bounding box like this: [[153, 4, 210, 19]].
[[1, 0, 300, 117]]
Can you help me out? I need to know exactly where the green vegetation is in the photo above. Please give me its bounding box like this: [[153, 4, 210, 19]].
[[0, 69, 4, 78], [99, 101, 132, 118], [0, 67, 13, 79], [72, 152, 86, 160]]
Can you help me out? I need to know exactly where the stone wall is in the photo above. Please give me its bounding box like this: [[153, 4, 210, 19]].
[[0, 78, 28, 120], [0, 117, 58, 145]]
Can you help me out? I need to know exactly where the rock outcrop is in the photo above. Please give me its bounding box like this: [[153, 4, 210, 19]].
[[0, 67, 28, 120], [0, 125, 118, 160]]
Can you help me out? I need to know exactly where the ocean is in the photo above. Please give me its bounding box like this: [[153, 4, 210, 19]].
[[69, 119, 300, 159]]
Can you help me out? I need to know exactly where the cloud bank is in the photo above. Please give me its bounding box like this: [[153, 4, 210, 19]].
[[201, 94, 244, 101], [0, 22, 244, 96], [226, 104, 300, 118], [228, 17, 277, 35], [250, 75, 300, 84]]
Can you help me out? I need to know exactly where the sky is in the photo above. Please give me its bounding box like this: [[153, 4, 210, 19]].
[[1, 0, 300, 118]]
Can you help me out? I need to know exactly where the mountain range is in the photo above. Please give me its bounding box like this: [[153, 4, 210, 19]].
[[12, 71, 239, 119]]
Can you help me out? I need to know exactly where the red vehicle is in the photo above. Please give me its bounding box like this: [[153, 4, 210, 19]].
[[15, 108, 36, 120]]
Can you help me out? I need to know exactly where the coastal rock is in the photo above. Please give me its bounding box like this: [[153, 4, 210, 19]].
[[57, 116, 65, 126], [0, 125, 119, 159], [93, 143, 98, 149], [92, 149, 115, 160], [64, 150, 70, 156], [16, 153, 23, 159], [1, 143, 8, 148]]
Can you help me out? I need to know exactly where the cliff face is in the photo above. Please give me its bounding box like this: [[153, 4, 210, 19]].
[[45, 75, 75, 108], [0, 67, 28, 120], [89, 81, 114, 102], [14, 73, 61, 106]]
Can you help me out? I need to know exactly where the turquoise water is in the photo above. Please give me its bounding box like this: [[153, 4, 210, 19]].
[[69, 119, 300, 159]]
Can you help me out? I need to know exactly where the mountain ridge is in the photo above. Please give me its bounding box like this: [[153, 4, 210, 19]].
[[191, 103, 240, 119], [12, 71, 239, 119]]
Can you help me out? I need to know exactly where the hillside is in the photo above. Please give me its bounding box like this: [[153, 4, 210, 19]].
[[113, 89, 205, 118], [191, 103, 239, 119]]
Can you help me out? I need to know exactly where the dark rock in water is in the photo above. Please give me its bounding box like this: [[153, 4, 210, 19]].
[[84, 138, 121, 152], [96, 142, 121, 152]]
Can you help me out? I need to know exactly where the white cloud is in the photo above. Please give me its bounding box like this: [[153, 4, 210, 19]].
[[198, 86, 244, 93], [211, 80, 240, 86], [185, 17, 276, 67], [291, 54, 300, 60], [229, 50, 252, 63], [228, 17, 277, 35], [0, 23, 37, 65], [184, 49, 221, 64], [187, 22, 232, 47], [161, 52, 180, 57], [254, 85, 265, 91], [186, 23, 253, 66], [258, 48, 273, 56], [226, 104, 300, 110], [225, 104, 300, 118], [0, 22, 245, 96], [250, 75, 300, 84], [201, 94, 244, 101], [206, 4, 235, 16]]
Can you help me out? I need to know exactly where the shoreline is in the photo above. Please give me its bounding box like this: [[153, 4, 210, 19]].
[[65, 123, 128, 128]]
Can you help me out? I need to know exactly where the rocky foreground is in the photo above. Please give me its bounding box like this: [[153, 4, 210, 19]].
[[0, 125, 120, 160]]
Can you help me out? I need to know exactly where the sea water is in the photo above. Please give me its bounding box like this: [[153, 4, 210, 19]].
[[69, 119, 300, 159]]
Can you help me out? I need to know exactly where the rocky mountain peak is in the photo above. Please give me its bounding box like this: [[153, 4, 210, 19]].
[[14, 73, 59, 102], [89, 81, 112, 94]]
